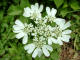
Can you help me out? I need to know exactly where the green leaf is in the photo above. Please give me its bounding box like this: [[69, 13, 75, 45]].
[[70, 0, 80, 10], [62, 0, 68, 8], [8, 5, 22, 15], [13, 0, 20, 4], [20, 0, 30, 9], [60, 8, 69, 17], [53, 0, 64, 8], [0, 10, 4, 20]]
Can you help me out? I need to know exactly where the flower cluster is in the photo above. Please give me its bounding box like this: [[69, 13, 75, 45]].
[[13, 3, 72, 58]]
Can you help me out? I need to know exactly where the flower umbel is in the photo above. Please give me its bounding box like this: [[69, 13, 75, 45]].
[[24, 36, 53, 58], [23, 3, 43, 20], [53, 18, 72, 45], [13, 20, 34, 44], [44, 7, 57, 23], [13, 3, 72, 58]]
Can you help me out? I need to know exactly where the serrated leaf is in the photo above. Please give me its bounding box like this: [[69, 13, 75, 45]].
[[53, 0, 64, 8]]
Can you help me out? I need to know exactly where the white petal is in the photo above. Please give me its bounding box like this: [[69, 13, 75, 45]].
[[31, 5, 35, 11], [51, 8, 57, 17], [52, 38, 57, 44], [24, 45, 29, 50], [13, 25, 23, 30], [46, 7, 51, 15], [39, 4, 43, 12], [44, 45, 53, 52], [32, 48, 38, 58], [62, 30, 72, 35], [24, 44, 32, 50], [35, 3, 39, 9], [48, 38, 52, 45], [27, 45, 35, 54], [48, 37, 57, 45], [13, 30, 22, 33], [42, 46, 50, 57], [57, 37, 63, 45], [62, 35, 71, 42], [23, 7, 31, 17], [15, 20, 24, 27], [16, 32, 24, 39], [22, 34, 28, 44], [63, 21, 71, 30], [24, 44, 35, 54], [58, 40, 63, 45], [38, 48, 42, 57], [54, 18, 65, 28]]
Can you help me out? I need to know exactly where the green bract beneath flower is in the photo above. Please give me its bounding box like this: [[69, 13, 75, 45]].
[[13, 3, 72, 58]]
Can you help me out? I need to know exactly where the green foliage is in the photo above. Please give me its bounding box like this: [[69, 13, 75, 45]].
[[70, 14, 80, 51], [0, 0, 80, 60], [53, 0, 64, 8], [70, 0, 80, 10], [8, 5, 22, 15]]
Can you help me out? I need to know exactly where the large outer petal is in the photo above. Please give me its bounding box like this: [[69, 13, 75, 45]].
[[39, 4, 43, 12], [16, 32, 24, 39], [63, 21, 71, 30], [48, 38, 53, 45], [48, 37, 57, 45], [43, 45, 53, 52], [13, 30, 22, 33], [46, 7, 51, 16], [57, 37, 63, 45], [31, 5, 35, 11], [54, 18, 65, 30], [13, 25, 23, 31], [62, 30, 72, 35], [15, 20, 24, 28], [22, 34, 28, 44], [62, 35, 71, 42], [35, 3, 39, 10], [23, 7, 31, 17], [42, 46, 50, 57], [38, 48, 42, 57], [32, 48, 39, 58], [24, 43, 35, 54], [51, 8, 57, 17]]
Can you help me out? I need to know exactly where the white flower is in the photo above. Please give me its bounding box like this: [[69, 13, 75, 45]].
[[12, 3, 72, 58], [24, 36, 53, 58], [23, 3, 43, 20], [13, 20, 34, 44], [44, 7, 57, 23], [53, 18, 72, 45]]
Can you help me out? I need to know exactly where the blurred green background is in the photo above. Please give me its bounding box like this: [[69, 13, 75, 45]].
[[0, 0, 80, 60]]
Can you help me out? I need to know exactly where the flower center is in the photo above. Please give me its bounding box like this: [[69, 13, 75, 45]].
[[31, 11, 38, 19], [23, 24, 33, 34], [44, 30, 52, 37], [23, 27, 29, 33], [34, 40, 46, 48], [47, 16, 55, 23], [54, 27, 62, 37]]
